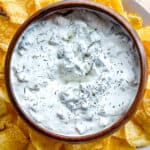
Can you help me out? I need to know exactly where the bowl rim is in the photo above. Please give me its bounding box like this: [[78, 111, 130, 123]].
[[5, 0, 148, 143]]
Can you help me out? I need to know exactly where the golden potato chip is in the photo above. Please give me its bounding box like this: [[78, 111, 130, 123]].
[[125, 120, 150, 147], [27, 142, 37, 150], [103, 136, 135, 150], [0, 51, 6, 73], [64, 139, 103, 150], [137, 27, 150, 42], [0, 100, 7, 117], [113, 127, 126, 140], [0, 85, 9, 102], [127, 13, 143, 30], [93, 0, 112, 8], [146, 75, 150, 90], [34, 0, 59, 10], [0, 125, 29, 149], [16, 117, 29, 138], [143, 97, 150, 117], [143, 41, 150, 56], [25, 0, 36, 16], [0, 0, 28, 24], [133, 106, 150, 135], [111, 0, 124, 15], [29, 129, 63, 150], [0, 16, 19, 52]]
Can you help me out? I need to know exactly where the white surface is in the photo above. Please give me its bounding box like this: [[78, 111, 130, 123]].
[[122, 0, 150, 26], [122, 0, 150, 150]]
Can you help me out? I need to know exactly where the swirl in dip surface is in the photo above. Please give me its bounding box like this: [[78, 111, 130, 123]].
[[10, 10, 141, 136]]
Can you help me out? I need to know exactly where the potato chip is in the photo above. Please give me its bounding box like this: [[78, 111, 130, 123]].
[[16, 117, 29, 138], [0, 16, 19, 52], [103, 136, 135, 150], [0, 85, 10, 102], [29, 129, 63, 150], [64, 139, 103, 150], [113, 127, 126, 140], [143, 97, 150, 117], [0, 0, 28, 24], [0, 51, 6, 73], [133, 106, 150, 135], [93, 0, 112, 8], [137, 27, 150, 42], [143, 41, 150, 56], [127, 13, 143, 30], [25, 0, 36, 16], [0, 100, 7, 117], [125, 120, 150, 147], [111, 0, 124, 15], [0, 125, 29, 149], [27, 142, 37, 150], [146, 75, 150, 90], [34, 0, 59, 10]]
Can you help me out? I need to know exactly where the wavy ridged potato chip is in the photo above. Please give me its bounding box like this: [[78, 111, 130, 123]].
[[133, 106, 150, 135], [64, 139, 103, 150], [29, 129, 63, 150], [127, 13, 143, 30], [0, 0, 28, 24], [125, 121, 150, 147], [0, 125, 29, 150], [103, 136, 136, 150]]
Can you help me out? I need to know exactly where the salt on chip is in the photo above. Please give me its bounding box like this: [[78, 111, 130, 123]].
[[29, 129, 63, 150], [125, 120, 150, 147], [103, 136, 135, 150], [0, 0, 28, 24], [0, 125, 29, 149], [127, 13, 143, 30]]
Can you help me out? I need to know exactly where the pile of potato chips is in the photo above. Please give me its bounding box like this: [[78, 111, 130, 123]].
[[0, 0, 150, 149]]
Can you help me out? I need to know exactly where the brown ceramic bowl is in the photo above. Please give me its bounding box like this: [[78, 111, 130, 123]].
[[5, 0, 147, 143]]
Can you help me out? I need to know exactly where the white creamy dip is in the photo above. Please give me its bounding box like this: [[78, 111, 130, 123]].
[[10, 10, 141, 136]]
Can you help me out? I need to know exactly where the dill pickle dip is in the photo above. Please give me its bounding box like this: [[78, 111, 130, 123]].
[[10, 10, 141, 136]]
